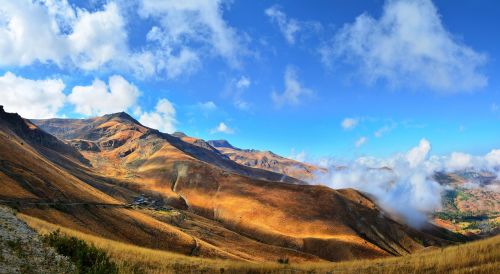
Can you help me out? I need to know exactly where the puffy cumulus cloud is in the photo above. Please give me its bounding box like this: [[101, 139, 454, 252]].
[[0, 1, 127, 70], [68, 75, 140, 116], [341, 118, 359, 130], [314, 139, 500, 228], [67, 2, 128, 70], [265, 5, 322, 45], [271, 66, 313, 107], [355, 136, 367, 148], [485, 150, 500, 167], [406, 139, 431, 168], [0, 1, 67, 66], [211, 122, 234, 134], [0, 72, 65, 118], [139, 0, 245, 73], [0, 0, 243, 79], [139, 98, 177, 133], [321, 0, 487, 92], [445, 152, 472, 170], [315, 138, 442, 227]]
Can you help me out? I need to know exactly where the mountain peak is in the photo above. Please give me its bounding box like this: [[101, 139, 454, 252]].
[[0, 105, 26, 126], [172, 131, 188, 138], [104, 111, 135, 120], [207, 139, 238, 150], [102, 111, 143, 126]]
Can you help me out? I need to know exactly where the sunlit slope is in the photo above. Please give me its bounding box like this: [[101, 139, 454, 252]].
[[0, 106, 117, 203], [32, 111, 466, 262], [33, 113, 303, 184], [22, 213, 500, 274], [0, 107, 242, 259]]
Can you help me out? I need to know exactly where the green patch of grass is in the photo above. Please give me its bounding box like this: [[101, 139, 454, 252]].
[[457, 190, 473, 201], [42, 230, 118, 274]]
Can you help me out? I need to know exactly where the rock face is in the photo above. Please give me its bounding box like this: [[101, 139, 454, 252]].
[[0, 206, 74, 273]]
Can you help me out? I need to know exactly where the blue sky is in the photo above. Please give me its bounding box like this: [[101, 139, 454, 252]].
[[0, 0, 499, 160]]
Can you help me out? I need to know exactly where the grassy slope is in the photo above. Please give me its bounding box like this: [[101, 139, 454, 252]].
[[21, 213, 500, 274]]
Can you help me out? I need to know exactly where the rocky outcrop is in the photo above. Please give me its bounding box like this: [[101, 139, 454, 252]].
[[0, 206, 74, 273]]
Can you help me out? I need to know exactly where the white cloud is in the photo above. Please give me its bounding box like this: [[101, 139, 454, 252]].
[[445, 152, 472, 170], [322, 0, 487, 92], [0, 72, 65, 119], [0, 1, 127, 71], [491, 103, 499, 112], [315, 138, 500, 227], [198, 101, 217, 111], [289, 148, 307, 162], [68, 75, 140, 116], [265, 5, 321, 45], [67, 2, 128, 70], [315, 138, 441, 227], [225, 76, 252, 111], [139, 98, 176, 133], [271, 66, 312, 107], [0, 1, 67, 66], [485, 149, 500, 168], [0, 1, 242, 79], [236, 76, 251, 89], [139, 0, 245, 69], [341, 118, 359, 130], [265, 6, 301, 44], [374, 124, 397, 138], [355, 136, 367, 148], [211, 122, 234, 134], [406, 139, 431, 168]]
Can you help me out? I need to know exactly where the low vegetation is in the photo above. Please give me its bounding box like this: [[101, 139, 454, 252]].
[[20, 213, 500, 274], [42, 230, 118, 274]]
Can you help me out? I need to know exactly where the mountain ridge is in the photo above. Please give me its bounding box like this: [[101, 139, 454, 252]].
[[0, 107, 467, 263]]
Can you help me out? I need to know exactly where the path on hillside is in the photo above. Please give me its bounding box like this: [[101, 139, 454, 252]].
[[0, 199, 126, 208]]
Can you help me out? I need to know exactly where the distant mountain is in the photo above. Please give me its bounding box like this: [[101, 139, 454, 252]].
[[208, 139, 324, 181], [433, 171, 499, 236], [33, 114, 302, 185], [0, 106, 466, 263], [207, 139, 238, 149]]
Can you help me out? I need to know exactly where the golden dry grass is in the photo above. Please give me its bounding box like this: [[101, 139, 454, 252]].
[[20, 213, 500, 274]]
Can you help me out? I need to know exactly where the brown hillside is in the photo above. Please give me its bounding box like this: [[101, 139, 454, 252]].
[[0, 107, 466, 263], [208, 139, 324, 181]]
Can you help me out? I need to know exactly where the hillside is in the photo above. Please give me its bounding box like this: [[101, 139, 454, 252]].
[[0, 106, 467, 265], [433, 171, 500, 236], [208, 139, 323, 181], [0, 205, 74, 273], [22, 212, 500, 273]]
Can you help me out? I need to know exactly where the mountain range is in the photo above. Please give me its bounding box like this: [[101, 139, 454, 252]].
[[0, 106, 467, 263]]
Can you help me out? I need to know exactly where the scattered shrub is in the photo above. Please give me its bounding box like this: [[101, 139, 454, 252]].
[[42, 230, 118, 274], [277, 257, 289, 264]]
